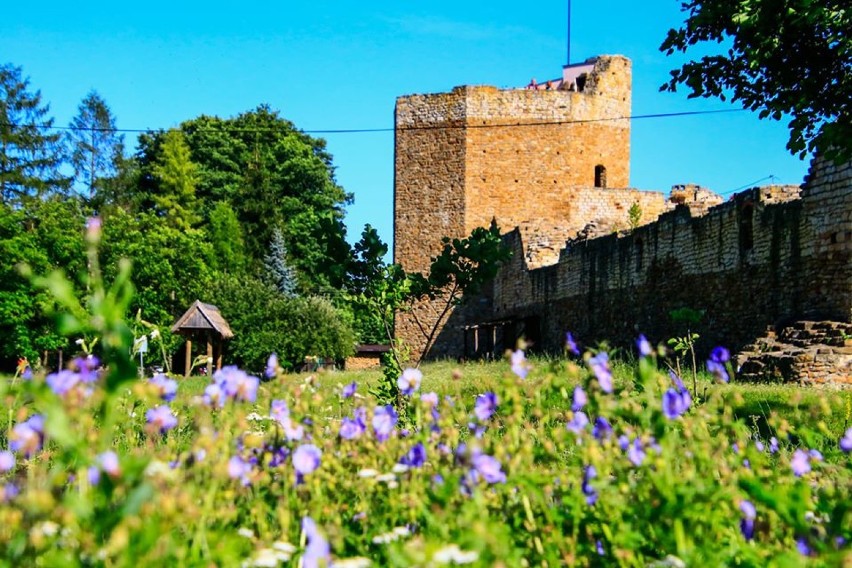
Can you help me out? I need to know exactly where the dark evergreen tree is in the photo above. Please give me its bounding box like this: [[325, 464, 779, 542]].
[[0, 63, 68, 204], [66, 90, 124, 199]]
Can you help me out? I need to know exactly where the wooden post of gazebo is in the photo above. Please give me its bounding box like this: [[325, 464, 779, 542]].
[[171, 300, 234, 378]]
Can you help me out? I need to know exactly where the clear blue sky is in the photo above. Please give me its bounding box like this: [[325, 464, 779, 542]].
[[2, 1, 811, 248]]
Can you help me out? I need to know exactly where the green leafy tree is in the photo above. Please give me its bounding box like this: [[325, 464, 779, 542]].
[[0, 63, 68, 204], [406, 223, 512, 363], [0, 198, 86, 367], [211, 274, 354, 373], [661, 0, 851, 162], [135, 106, 352, 292], [99, 207, 214, 363], [263, 227, 299, 297], [66, 90, 124, 199], [207, 200, 247, 273], [348, 224, 393, 344], [150, 129, 200, 230]]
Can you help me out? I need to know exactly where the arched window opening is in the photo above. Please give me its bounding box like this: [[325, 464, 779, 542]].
[[594, 165, 607, 188]]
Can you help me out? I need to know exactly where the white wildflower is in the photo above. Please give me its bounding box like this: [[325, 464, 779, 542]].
[[357, 469, 379, 478], [392, 463, 409, 473], [238, 527, 255, 539], [433, 544, 479, 564], [375, 473, 397, 483], [272, 542, 296, 554]]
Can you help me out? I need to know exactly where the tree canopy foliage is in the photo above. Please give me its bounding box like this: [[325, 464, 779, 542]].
[[661, 0, 851, 162]]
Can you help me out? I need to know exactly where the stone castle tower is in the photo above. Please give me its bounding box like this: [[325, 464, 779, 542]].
[[393, 55, 643, 358]]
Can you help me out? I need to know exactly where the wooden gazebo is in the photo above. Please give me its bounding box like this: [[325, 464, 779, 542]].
[[171, 300, 234, 378]]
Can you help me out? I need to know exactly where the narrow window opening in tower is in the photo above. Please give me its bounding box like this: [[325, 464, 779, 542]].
[[594, 165, 607, 188], [576, 73, 587, 92], [739, 203, 754, 252]]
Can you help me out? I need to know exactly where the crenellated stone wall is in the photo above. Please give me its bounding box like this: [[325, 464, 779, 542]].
[[453, 158, 851, 385]]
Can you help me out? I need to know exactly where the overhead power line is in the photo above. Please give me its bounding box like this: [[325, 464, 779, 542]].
[[0, 108, 746, 136]]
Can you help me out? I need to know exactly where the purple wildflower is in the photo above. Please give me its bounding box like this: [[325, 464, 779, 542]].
[[398, 368, 422, 396], [707, 346, 731, 382], [791, 449, 811, 477], [618, 435, 630, 451], [565, 332, 580, 356], [636, 334, 653, 357], [572, 386, 587, 412], [340, 415, 366, 440], [474, 392, 498, 422], [203, 383, 225, 408], [292, 444, 322, 476], [228, 455, 253, 486], [71, 356, 100, 383], [596, 540, 605, 556], [46, 370, 80, 396], [511, 349, 529, 379], [85, 216, 102, 241], [0, 451, 15, 472], [146, 405, 178, 433], [149, 374, 178, 402], [588, 352, 613, 393], [841, 428, 852, 453], [214, 366, 260, 403], [1, 483, 19, 502], [270, 399, 290, 423], [566, 411, 589, 435], [372, 405, 398, 442], [808, 449, 823, 462], [662, 389, 690, 420], [420, 392, 439, 407], [265, 353, 278, 379], [627, 438, 646, 467], [302, 517, 331, 568], [796, 537, 812, 557], [342, 381, 357, 398], [582, 465, 597, 506], [471, 453, 506, 484], [97, 451, 121, 477], [740, 500, 756, 541], [769, 436, 779, 454], [592, 417, 613, 441], [10, 415, 44, 457], [87, 466, 101, 486], [399, 443, 427, 468]]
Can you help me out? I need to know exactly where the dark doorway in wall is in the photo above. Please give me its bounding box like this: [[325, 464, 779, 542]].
[[595, 165, 607, 188]]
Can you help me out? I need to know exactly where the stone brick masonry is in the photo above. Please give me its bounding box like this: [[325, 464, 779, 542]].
[[392, 54, 851, 384]]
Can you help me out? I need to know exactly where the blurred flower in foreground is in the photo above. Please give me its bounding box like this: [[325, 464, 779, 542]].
[[572, 386, 587, 412], [433, 544, 479, 564], [565, 332, 580, 356], [566, 411, 589, 435], [739, 500, 756, 541], [706, 346, 731, 383], [46, 370, 80, 397], [662, 372, 691, 420], [372, 405, 398, 442], [511, 349, 529, 379], [398, 368, 422, 396], [790, 449, 811, 477], [593, 417, 613, 441], [228, 455, 253, 486], [149, 374, 178, 402], [474, 392, 498, 422], [840, 428, 852, 453], [582, 465, 597, 505], [636, 334, 653, 357], [340, 408, 367, 440], [0, 451, 15, 472], [588, 352, 613, 393], [302, 517, 331, 568], [265, 353, 278, 379], [10, 415, 45, 457], [399, 442, 426, 468], [342, 381, 357, 398], [146, 405, 178, 434], [471, 453, 506, 484], [293, 444, 322, 476]]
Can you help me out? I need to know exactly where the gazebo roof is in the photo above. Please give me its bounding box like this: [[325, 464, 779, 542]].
[[171, 300, 234, 339]]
